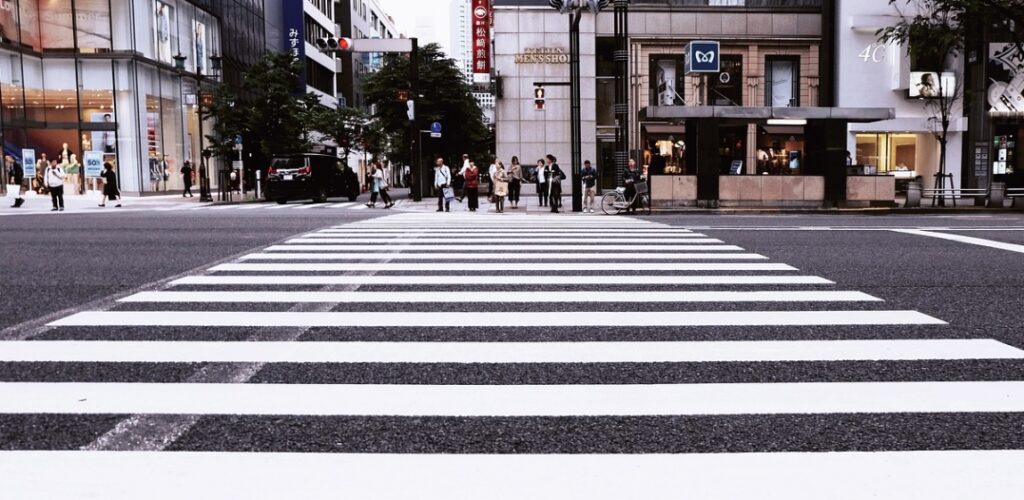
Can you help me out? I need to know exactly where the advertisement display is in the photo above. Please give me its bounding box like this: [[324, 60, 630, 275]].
[[90, 112, 116, 155], [282, 0, 305, 87], [988, 43, 1024, 114], [22, 149, 36, 178], [154, 1, 174, 64], [193, 20, 207, 75], [651, 56, 684, 106], [84, 151, 104, 177], [471, 0, 490, 74], [909, 72, 956, 98], [39, 0, 111, 49]]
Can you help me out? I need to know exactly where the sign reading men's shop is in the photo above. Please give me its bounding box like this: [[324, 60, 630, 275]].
[[686, 40, 721, 74], [471, 0, 490, 74], [515, 48, 570, 64]]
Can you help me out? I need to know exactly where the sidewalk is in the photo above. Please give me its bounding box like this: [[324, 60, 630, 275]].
[[1, 189, 211, 214]]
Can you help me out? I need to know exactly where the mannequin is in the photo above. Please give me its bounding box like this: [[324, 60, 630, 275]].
[[65, 153, 81, 194]]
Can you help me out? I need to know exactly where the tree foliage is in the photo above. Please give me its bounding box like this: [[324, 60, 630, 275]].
[[314, 106, 368, 164], [362, 43, 490, 165], [202, 52, 325, 160]]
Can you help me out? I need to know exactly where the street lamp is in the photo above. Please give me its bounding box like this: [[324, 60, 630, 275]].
[[549, 0, 612, 212], [173, 53, 187, 71]]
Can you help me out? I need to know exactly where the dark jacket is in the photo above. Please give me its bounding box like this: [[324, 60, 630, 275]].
[[581, 166, 597, 188], [548, 163, 566, 186], [9, 162, 23, 184], [101, 168, 119, 195], [623, 168, 642, 186]]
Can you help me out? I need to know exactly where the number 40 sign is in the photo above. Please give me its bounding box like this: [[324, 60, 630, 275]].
[[859, 43, 887, 63]]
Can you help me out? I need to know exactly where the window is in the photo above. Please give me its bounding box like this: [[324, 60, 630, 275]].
[[766, 56, 799, 107], [855, 133, 918, 173], [708, 55, 742, 106], [650, 55, 685, 106]]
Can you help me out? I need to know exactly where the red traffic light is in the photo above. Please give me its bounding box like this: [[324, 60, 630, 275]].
[[337, 37, 353, 52]]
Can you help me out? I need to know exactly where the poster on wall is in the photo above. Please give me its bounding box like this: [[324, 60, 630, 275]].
[[22, 149, 36, 177], [908, 72, 956, 98], [154, 1, 174, 64], [84, 151, 104, 177], [988, 43, 1024, 114], [39, 0, 112, 49], [90, 112, 116, 154], [651, 57, 684, 106], [193, 20, 207, 74]]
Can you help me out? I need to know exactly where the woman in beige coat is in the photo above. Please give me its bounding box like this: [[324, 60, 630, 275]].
[[492, 160, 509, 213]]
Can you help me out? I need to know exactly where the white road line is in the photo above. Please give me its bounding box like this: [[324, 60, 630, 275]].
[[240, 252, 768, 261], [321, 229, 697, 234], [279, 243, 744, 251], [208, 205, 238, 210], [2, 450, 1021, 500], [48, 310, 945, 327], [208, 262, 796, 272], [0, 381, 1013, 416], [2, 339, 1015, 363], [350, 204, 370, 210], [291, 204, 320, 210], [297, 236, 722, 243], [893, 229, 1024, 255], [236, 204, 267, 210], [170, 275, 834, 286], [328, 203, 355, 208], [119, 290, 881, 304], [266, 204, 297, 210]]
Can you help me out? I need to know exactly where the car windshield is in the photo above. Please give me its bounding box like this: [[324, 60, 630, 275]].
[[271, 158, 305, 170]]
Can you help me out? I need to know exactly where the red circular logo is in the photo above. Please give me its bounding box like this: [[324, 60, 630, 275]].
[[474, 6, 487, 19]]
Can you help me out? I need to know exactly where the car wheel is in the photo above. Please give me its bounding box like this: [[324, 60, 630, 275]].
[[275, 198, 287, 205], [313, 187, 328, 203]]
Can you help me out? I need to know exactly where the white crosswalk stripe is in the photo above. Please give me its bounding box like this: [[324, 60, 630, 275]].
[[1, 213, 1014, 499]]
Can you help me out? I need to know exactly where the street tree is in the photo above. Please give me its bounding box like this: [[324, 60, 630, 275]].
[[315, 106, 368, 165], [362, 43, 490, 166], [202, 52, 325, 161]]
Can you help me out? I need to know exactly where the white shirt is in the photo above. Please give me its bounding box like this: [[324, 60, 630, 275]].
[[433, 165, 451, 188], [536, 166, 546, 183], [45, 166, 65, 188]]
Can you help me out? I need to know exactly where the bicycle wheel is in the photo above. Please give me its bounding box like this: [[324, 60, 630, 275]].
[[601, 192, 624, 215]]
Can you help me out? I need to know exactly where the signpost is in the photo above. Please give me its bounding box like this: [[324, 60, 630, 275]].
[[84, 151, 104, 177], [430, 122, 442, 138], [687, 41, 720, 107], [234, 135, 244, 196]]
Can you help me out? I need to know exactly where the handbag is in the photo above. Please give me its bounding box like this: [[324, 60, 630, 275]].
[[442, 186, 455, 202]]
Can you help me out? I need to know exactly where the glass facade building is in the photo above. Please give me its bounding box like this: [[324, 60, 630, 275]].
[[0, 0, 243, 195]]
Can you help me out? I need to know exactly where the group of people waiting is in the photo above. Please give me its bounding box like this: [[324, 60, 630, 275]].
[[433, 154, 570, 213]]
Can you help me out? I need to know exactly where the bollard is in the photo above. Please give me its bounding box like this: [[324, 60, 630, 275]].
[[989, 182, 1005, 208], [905, 181, 922, 208]]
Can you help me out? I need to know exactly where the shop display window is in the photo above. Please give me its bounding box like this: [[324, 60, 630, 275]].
[[757, 127, 805, 175], [650, 55, 685, 106], [766, 56, 799, 107], [645, 137, 688, 175], [855, 133, 918, 174]]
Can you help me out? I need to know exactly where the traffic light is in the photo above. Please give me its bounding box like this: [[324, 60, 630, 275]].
[[534, 86, 545, 110], [406, 100, 415, 121], [315, 37, 354, 53]]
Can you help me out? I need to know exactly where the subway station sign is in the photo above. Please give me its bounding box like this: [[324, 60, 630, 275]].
[[686, 40, 720, 74]]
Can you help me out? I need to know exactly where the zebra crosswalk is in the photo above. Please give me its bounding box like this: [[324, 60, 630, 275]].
[[0, 212, 1021, 498]]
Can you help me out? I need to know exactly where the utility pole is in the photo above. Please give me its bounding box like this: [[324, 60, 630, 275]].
[[409, 38, 422, 201], [614, 0, 629, 187]]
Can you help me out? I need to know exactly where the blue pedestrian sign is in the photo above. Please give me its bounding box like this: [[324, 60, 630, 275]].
[[687, 41, 720, 74], [234, 135, 243, 146], [430, 122, 442, 134]]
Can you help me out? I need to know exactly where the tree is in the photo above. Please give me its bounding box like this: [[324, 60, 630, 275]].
[[362, 43, 490, 166], [202, 52, 325, 161], [315, 106, 368, 165], [878, 0, 968, 204]]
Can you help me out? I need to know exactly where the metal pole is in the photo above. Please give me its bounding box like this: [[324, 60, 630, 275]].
[[409, 38, 422, 202], [569, 11, 583, 212], [614, 0, 629, 188]]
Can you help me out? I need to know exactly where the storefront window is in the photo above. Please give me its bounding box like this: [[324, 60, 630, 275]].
[[18, 0, 42, 52], [644, 132, 687, 175], [74, 0, 114, 51], [1, 51, 26, 126], [709, 55, 742, 106], [766, 56, 799, 107], [758, 126, 805, 175], [650, 55, 684, 106], [855, 133, 918, 173]]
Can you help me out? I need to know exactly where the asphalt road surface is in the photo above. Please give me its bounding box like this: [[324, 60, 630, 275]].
[[1, 208, 1023, 498]]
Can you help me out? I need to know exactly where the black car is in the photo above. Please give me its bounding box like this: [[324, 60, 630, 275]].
[[264, 153, 359, 204]]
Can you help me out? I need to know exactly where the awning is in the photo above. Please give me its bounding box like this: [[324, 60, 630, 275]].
[[641, 106, 895, 123], [641, 123, 686, 135], [761, 126, 805, 135]]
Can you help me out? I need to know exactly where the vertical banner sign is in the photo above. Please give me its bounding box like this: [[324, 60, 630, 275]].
[[84, 151, 104, 177], [22, 149, 36, 178], [283, 0, 306, 88], [472, 0, 490, 75]]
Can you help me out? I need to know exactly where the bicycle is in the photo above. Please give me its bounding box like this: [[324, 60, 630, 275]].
[[600, 181, 651, 215]]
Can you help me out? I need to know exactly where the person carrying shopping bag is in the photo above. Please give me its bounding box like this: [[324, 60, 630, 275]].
[[44, 160, 66, 211]]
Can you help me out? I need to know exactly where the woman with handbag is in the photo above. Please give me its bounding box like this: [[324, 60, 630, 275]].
[[375, 163, 394, 208], [546, 154, 565, 213], [535, 159, 548, 207], [98, 162, 122, 207], [492, 161, 509, 213], [508, 156, 523, 209], [464, 161, 480, 212]]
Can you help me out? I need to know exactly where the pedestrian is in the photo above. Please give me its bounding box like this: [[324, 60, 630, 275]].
[[623, 158, 642, 213], [455, 154, 470, 202], [581, 159, 598, 213], [546, 154, 565, 213], [464, 160, 480, 212], [366, 163, 381, 207], [493, 160, 508, 213], [536, 159, 548, 207], [370, 162, 394, 208], [44, 159, 66, 212], [181, 160, 194, 197], [7, 155, 25, 208], [487, 160, 497, 200], [508, 156, 522, 209], [35, 154, 48, 194], [98, 162, 122, 207], [433, 157, 452, 212]]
